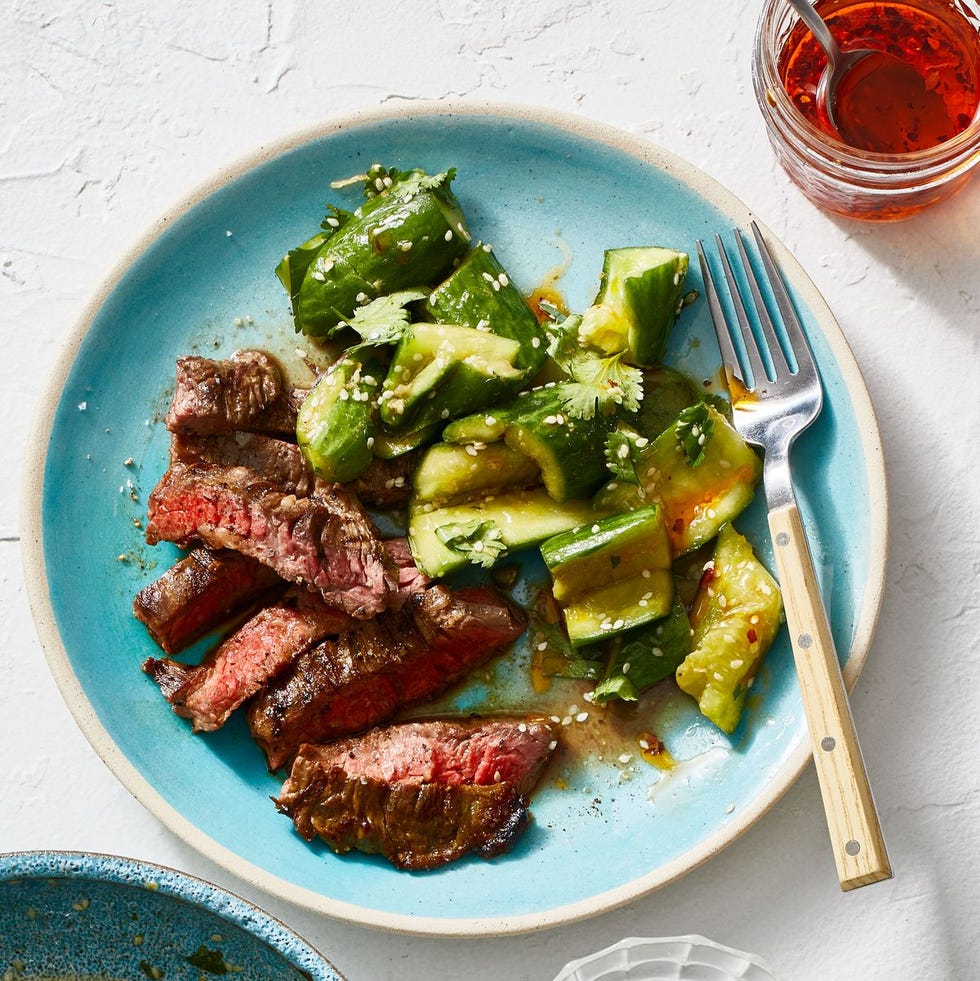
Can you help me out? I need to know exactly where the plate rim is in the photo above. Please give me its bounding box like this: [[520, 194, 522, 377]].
[[19, 98, 888, 937]]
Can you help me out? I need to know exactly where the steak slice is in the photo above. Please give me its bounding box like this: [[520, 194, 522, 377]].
[[382, 536, 429, 606], [133, 547, 282, 654], [349, 453, 418, 509], [142, 589, 356, 732], [166, 350, 300, 436], [145, 462, 393, 618], [247, 585, 527, 771], [171, 432, 317, 497], [274, 718, 557, 870]]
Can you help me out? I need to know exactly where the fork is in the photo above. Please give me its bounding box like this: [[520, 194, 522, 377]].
[[697, 223, 892, 891]]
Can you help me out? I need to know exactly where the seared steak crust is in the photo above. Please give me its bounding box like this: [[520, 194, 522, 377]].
[[247, 585, 527, 771], [349, 453, 417, 509], [166, 350, 298, 436], [142, 590, 356, 732], [145, 462, 393, 618], [133, 547, 282, 654], [171, 432, 317, 497], [274, 718, 556, 870]]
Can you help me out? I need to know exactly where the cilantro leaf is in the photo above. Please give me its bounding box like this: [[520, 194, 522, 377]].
[[543, 316, 644, 419], [395, 167, 457, 203], [435, 519, 506, 568], [319, 203, 355, 233], [340, 289, 428, 355], [675, 402, 714, 467], [604, 426, 648, 485]]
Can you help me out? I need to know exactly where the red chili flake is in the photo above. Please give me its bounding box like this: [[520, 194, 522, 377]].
[[747, 628, 759, 644]]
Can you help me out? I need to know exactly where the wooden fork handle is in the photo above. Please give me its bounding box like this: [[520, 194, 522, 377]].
[[768, 504, 892, 891]]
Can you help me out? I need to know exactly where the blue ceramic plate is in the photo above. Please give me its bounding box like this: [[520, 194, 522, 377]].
[[0, 851, 345, 979], [22, 103, 886, 936]]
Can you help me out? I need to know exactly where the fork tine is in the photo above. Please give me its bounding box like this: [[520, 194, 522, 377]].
[[696, 239, 744, 387], [715, 233, 769, 389], [751, 221, 818, 385], [734, 229, 791, 380]]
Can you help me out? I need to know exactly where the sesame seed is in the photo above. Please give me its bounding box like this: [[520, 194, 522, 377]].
[[731, 658, 744, 669], [531, 337, 541, 348], [591, 523, 600, 533], [444, 229, 453, 241], [561, 716, 572, 726], [618, 753, 632, 764], [518, 723, 527, 732], [536, 641, 548, 651], [576, 711, 589, 723], [548, 740, 558, 751], [326, 216, 340, 227], [622, 661, 631, 674], [498, 273, 509, 286]]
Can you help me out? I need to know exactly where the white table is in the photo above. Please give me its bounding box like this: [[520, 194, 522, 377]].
[[3, 3, 978, 979]]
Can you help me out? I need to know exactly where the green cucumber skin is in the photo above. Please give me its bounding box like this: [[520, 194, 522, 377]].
[[595, 404, 761, 555], [296, 358, 381, 483], [379, 324, 523, 433], [412, 442, 541, 505], [408, 489, 599, 578], [372, 422, 441, 460], [540, 504, 674, 647], [540, 505, 667, 570], [440, 384, 618, 503], [580, 247, 689, 367], [502, 386, 618, 503], [293, 182, 470, 337], [426, 246, 548, 375]]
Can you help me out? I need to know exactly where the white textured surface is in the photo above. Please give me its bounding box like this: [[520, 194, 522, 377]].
[[2, 3, 979, 980]]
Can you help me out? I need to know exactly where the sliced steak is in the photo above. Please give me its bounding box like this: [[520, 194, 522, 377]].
[[142, 589, 356, 732], [171, 432, 317, 497], [248, 585, 527, 771], [350, 453, 417, 509], [133, 547, 282, 654], [145, 462, 393, 618], [274, 718, 557, 870], [166, 350, 299, 436], [382, 536, 429, 606]]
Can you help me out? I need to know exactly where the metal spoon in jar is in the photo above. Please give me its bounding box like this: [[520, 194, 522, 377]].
[[783, 0, 955, 152]]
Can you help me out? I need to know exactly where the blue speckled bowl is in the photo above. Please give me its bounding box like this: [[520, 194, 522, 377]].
[[0, 851, 346, 980]]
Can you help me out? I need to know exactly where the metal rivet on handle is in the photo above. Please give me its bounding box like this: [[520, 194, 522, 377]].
[[775, 531, 790, 546], [821, 736, 836, 752], [845, 840, 861, 856], [798, 633, 813, 649]]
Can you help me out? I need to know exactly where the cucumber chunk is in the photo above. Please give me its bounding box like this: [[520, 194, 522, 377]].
[[380, 323, 523, 432], [408, 489, 599, 578], [444, 384, 619, 503], [675, 523, 784, 733], [426, 245, 548, 375], [287, 171, 470, 337], [578, 246, 690, 366], [295, 357, 380, 483], [540, 505, 674, 647], [591, 597, 693, 703], [595, 403, 761, 555], [412, 441, 540, 505]]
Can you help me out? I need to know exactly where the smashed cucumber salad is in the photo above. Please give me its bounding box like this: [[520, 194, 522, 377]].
[[276, 163, 784, 735]]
